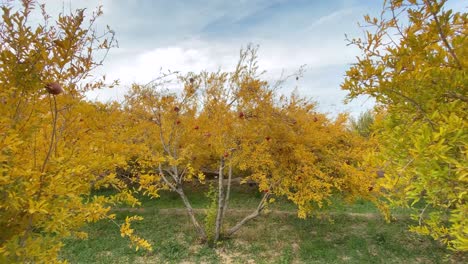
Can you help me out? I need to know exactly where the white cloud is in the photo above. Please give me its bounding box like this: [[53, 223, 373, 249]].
[[30, 0, 464, 117], [74, 1, 377, 116], [86, 35, 368, 116]]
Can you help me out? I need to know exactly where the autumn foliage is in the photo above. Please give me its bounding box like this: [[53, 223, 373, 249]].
[[0, 2, 149, 263], [343, 0, 467, 251], [125, 46, 378, 243], [2, 0, 465, 262]]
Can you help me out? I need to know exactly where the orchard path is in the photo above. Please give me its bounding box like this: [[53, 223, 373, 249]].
[[112, 207, 387, 219]]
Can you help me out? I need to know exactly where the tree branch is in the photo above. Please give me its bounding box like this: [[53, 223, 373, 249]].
[[423, 0, 463, 69], [226, 192, 269, 237]]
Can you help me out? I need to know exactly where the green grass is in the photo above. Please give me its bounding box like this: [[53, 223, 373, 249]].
[[62, 186, 465, 263]]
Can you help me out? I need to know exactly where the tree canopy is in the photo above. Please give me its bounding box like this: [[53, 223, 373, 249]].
[[0, 2, 149, 262], [127, 46, 377, 243], [342, 0, 467, 251]]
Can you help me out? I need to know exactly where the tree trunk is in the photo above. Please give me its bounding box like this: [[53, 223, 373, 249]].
[[214, 158, 225, 242], [226, 192, 269, 237], [158, 164, 207, 241], [222, 164, 232, 221], [177, 187, 207, 241]]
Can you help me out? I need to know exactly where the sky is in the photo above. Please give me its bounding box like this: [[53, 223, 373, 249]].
[[23, 0, 467, 117]]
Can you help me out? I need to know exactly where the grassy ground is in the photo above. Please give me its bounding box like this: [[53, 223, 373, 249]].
[[61, 185, 464, 263]]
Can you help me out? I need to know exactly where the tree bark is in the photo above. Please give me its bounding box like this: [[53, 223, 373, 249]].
[[177, 187, 207, 241], [158, 164, 207, 241], [222, 164, 232, 221], [214, 158, 225, 242]]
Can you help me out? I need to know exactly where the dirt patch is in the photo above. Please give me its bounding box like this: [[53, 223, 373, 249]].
[[340, 255, 352, 262], [346, 212, 380, 219], [216, 247, 243, 264], [96, 251, 114, 257], [292, 242, 300, 253], [188, 243, 202, 253], [133, 256, 159, 264], [112, 207, 146, 213]]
